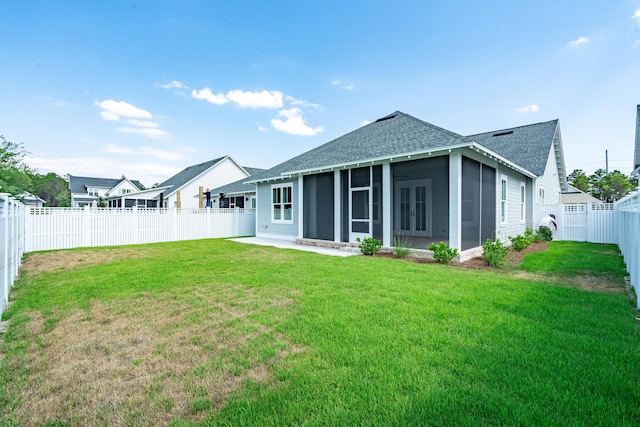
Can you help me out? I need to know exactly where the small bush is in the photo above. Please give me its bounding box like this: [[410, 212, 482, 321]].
[[393, 233, 412, 258], [509, 234, 531, 251], [428, 241, 459, 264], [482, 239, 509, 268], [525, 227, 542, 243], [538, 226, 553, 241], [356, 237, 382, 255]]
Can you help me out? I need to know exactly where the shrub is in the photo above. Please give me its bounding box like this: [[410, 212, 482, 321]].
[[538, 226, 553, 241], [525, 227, 542, 243], [393, 233, 412, 258], [428, 241, 459, 264], [356, 237, 382, 255], [509, 234, 531, 251], [482, 239, 509, 268]]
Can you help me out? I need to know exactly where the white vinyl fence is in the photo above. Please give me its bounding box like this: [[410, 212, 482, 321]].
[[25, 206, 256, 252], [0, 194, 25, 317], [615, 191, 640, 309], [555, 203, 615, 243]]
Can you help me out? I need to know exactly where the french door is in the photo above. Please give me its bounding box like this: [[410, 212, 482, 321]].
[[394, 179, 432, 237]]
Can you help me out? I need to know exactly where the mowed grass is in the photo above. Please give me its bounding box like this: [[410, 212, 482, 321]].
[[1, 240, 639, 426]]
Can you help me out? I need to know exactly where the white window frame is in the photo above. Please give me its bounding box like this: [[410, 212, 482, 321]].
[[500, 175, 508, 225], [520, 182, 526, 224], [538, 186, 545, 205], [88, 187, 99, 197], [271, 183, 294, 224]]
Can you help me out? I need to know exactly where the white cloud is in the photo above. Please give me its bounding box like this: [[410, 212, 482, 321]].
[[360, 119, 372, 127], [104, 144, 192, 161], [125, 119, 159, 128], [38, 96, 70, 107], [271, 108, 324, 136], [257, 123, 269, 132], [633, 8, 640, 25], [568, 36, 589, 48], [116, 127, 169, 138], [160, 80, 187, 89], [191, 87, 229, 105], [285, 95, 321, 109], [515, 103, 540, 113], [226, 89, 283, 109], [96, 100, 153, 121], [345, 85, 356, 91], [332, 79, 341, 85]]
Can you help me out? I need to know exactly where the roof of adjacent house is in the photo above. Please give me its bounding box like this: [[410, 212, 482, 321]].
[[248, 111, 469, 182], [69, 176, 143, 194], [208, 167, 266, 196], [466, 119, 559, 177], [158, 157, 226, 192], [248, 111, 562, 183], [561, 184, 602, 204]]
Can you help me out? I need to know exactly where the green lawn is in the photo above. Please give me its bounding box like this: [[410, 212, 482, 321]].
[[1, 240, 639, 426]]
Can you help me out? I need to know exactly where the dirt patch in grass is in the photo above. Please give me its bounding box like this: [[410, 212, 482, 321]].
[[21, 247, 153, 276], [12, 286, 300, 426]]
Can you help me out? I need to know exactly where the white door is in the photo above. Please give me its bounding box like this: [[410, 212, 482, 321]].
[[394, 179, 432, 237]]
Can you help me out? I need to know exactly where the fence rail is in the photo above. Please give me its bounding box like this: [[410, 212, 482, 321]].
[[1, 194, 25, 317], [615, 191, 640, 308], [25, 206, 256, 252]]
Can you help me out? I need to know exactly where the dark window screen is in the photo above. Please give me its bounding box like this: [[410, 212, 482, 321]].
[[303, 173, 334, 240]]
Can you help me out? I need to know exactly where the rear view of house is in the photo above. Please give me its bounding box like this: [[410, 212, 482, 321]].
[[247, 111, 567, 259]]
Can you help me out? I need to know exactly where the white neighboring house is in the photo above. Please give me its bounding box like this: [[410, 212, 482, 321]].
[[198, 167, 265, 209], [18, 192, 46, 207], [69, 175, 143, 207], [106, 156, 251, 209]]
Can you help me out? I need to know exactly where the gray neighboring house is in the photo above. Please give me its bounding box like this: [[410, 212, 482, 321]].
[[203, 167, 266, 209], [69, 175, 143, 207], [561, 184, 602, 204], [246, 111, 568, 259]]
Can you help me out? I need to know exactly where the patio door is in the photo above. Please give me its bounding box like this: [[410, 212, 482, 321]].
[[394, 179, 432, 237], [349, 167, 372, 242]]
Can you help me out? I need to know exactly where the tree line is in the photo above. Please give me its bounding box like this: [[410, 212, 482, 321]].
[[1, 135, 71, 206], [567, 168, 638, 203]]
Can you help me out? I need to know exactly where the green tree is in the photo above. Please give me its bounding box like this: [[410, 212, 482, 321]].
[[0, 135, 33, 196], [567, 169, 589, 192], [30, 172, 71, 207], [589, 169, 636, 202]]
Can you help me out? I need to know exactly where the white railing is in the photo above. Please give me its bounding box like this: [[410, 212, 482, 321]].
[[25, 206, 256, 252], [1, 194, 25, 317], [615, 191, 640, 308]]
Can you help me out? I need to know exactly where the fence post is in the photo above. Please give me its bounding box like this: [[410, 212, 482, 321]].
[[133, 205, 139, 245], [1, 194, 8, 314], [206, 207, 212, 238], [83, 205, 91, 248]]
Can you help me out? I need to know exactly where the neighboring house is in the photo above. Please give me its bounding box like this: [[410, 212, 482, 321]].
[[69, 175, 142, 207], [246, 111, 568, 258], [106, 156, 251, 209], [561, 184, 602, 204], [203, 167, 266, 209], [18, 192, 46, 207]]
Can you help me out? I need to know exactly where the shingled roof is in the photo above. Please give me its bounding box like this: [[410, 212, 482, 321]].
[[466, 119, 559, 177], [209, 167, 266, 196], [249, 111, 561, 183], [248, 111, 468, 182], [158, 157, 226, 193], [69, 176, 143, 193]]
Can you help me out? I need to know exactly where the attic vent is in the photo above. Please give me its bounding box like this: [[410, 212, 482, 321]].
[[492, 130, 514, 137], [375, 114, 397, 123]]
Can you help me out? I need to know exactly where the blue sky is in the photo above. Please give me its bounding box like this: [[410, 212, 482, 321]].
[[2, 1, 640, 187]]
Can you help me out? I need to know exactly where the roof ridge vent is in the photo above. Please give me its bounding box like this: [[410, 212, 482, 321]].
[[375, 114, 398, 123], [492, 130, 514, 137]]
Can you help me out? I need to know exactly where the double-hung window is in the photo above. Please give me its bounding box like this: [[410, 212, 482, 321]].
[[272, 184, 293, 223], [88, 187, 99, 197], [500, 176, 508, 224], [520, 182, 526, 223]]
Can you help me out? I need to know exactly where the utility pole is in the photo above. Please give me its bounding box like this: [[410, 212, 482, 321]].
[[605, 150, 608, 174]]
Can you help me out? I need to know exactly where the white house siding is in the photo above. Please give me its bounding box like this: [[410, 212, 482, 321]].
[[533, 146, 562, 226], [166, 158, 248, 209], [107, 180, 140, 197], [495, 165, 532, 243], [255, 179, 299, 240]]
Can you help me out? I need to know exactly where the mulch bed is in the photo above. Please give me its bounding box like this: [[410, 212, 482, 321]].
[[373, 241, 549, 269]]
